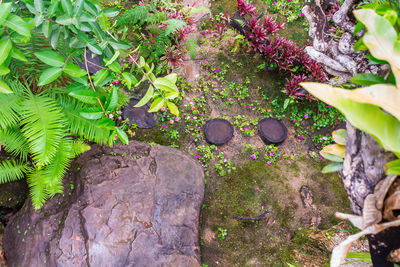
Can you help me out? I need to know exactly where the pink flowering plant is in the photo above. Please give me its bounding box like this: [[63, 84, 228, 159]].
[[263, 145, 280, 164], [215, 152, 236, 176], [233, 115, 258, 136], [196, 145, 217, 172]]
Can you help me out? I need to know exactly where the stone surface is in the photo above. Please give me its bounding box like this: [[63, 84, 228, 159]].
[[3, 142, 204, 267]]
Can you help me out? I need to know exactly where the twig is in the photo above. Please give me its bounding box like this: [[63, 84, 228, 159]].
[[235, 209, 272, 220], [84, 48, 107, 115]]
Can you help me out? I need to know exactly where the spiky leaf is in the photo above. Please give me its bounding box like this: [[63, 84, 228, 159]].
[[0, 159, 29, 184]]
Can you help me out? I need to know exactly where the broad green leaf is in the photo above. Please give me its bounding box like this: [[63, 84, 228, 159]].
[[332, 129, 347, 145], [4, 14, 31, 37], [98, 12, 110, 30], [103, 8, 119, 17], [80, 108, 104, 120], [115, 126, 129, 144], [148, 97, 165, 113], [87, 42, 102, 55], [0, 65, 10, 75], [165, 91, 179, 99], [346, 84, 400, 121], [0, 80, 12, 94], [84, 1, 100, 16], [63, 63, 87, 77], [134, 85, 154, 107], [354, 9, 400, 87], [320, 152, 344, 162], [48, 1, 59, 16], [321, 144, 346, 158], [61, 0, 73, 16], [50, 27, 61, 49], [34, 0, 44, 13], [353, 21, 364, 37], [97, 117, 115, 129], [0, 39, 12, 66], [69, 89, 99, 104], [302, 82, 400, 154], [164, 73, 178, 84], [139, 56, 145, 68], [121, 72, 138, 89], [93, 69, 109, 86], [10, 47, 27, 62], [34, 51, 64, 67], [56, 15, 73, 25], [38, 67, 63, 86], [108, 40, 131, 50], [365, 54, 388, 65], [351, 73, 385, 86], [107, 61, 122, 73], [167, 101, 179, 117], [322, 162, 344, 173], [385, 159, 400, 175], [71, 75, 89, 85], [154, 77, 178, 92], [0, 3, 12, 26], [105, 51, 120, 66], [105, 86, 118, 111]]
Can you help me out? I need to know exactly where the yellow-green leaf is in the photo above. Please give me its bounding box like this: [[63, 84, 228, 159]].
[[167, 101, 179, 117], [354, 9, 400, 87], [0, 3, 12, 26], [38, 67, 63, 86], [332, 129, 347, 145], [0, 80, 12, 94], [0, 39, 12, 66], [148, 97, 164, 113], [34, 51, 64, 67], [134, 85, 153, 107], [63, 63, 87, 77], [321, 144, 346, 158]]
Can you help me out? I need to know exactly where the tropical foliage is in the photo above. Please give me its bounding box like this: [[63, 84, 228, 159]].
[[0, 0, 181, 209]]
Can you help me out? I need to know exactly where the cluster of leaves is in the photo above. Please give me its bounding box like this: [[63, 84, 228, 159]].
[[236, 0, 327, 99], [117, 0, 204, 72], [214, 152, 236, 176], [0, 0, 181, 209], [263, 0, 304, 23], [302, 7, 400, 176], [233, 115, 258, 136]]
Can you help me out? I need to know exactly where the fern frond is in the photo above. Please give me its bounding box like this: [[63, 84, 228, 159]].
[[147, 11, 167, 24], [21, 93, 67, 167], [27, 169, 48, 209], [71, 139, 91, 157], [0, 159, 29, 184], [153, 31, 171, 57], [164, 19, 187, 35], [58, 98, 112, 145], [185, 37, 198, 60], [0, 93, 21, 130], [0, 127, 30, 161], [117, 5, 153, 26], [43, 139, 73, 197]]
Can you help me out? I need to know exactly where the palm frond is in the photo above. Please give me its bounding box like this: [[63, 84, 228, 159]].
[[21, 93, 67, 167], [0, 159, 29, 184], [27, 169, 48, 209], [0, 127, 30, 161]]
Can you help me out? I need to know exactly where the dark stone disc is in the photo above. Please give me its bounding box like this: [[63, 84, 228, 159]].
[[123, 98, 156, 129], [258, 118, 287, 144], [204, 119, 234, 146]]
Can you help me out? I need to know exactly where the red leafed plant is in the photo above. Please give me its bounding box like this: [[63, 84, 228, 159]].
[[236, 0, 328, 99], [237, 0, 256, 16]]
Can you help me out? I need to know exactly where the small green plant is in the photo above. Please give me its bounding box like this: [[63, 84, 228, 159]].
[[264, 145, 280, 165], [233, 115, 257, 136], [168, 130, 180, 140], [214, 152, 236, 176], [217, 227, 227, 240]]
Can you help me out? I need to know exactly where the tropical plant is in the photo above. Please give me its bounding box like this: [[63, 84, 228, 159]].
[[0, 0, 181, 209], [301, 7, 400, 267], [319, 129, 346, 173]]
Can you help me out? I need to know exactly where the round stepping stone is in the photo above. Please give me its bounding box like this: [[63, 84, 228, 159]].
[[258, 118, 287, 144], [204, 119, 234, 146], [123, 98, 156, 129]]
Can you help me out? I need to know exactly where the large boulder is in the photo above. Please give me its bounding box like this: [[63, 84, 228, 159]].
[[3, 142, 204, 267]]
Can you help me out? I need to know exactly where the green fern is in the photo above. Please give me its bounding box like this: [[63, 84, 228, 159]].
[[186, 37, 198, 60], [0, 159, 30, 184], [71, 139, 91, 157], [21, 93, 67, 167], [164, 19, 187, 35], [0, 127, 30, 161], [117, 4, 154, 26], [42, 139, 73, 197], [0, 93, 21, 130], [27, 169, 48, 209], [58, 98, 112, 145]]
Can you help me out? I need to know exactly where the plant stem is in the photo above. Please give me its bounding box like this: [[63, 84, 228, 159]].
[[84, 48, 107, 115], [128, 54, 166, 100]]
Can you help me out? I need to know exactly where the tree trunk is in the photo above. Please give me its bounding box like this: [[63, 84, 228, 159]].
[[302, 1, 400, 265]]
